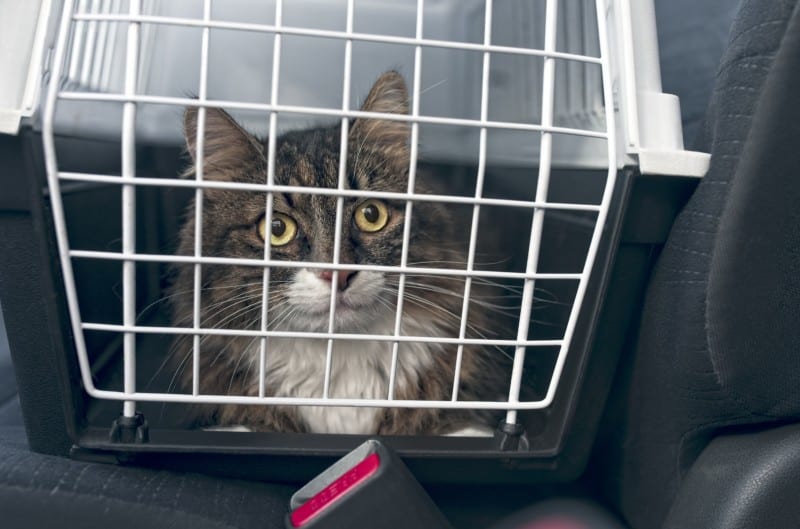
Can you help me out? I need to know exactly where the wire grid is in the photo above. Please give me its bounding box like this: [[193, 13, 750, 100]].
[[42, 0, 618, 423]]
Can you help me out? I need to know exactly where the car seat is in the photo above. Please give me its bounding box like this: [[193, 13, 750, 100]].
[[592, 0, 800, 527]]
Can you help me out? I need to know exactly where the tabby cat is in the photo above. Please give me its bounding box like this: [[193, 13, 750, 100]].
[[171, 71, 510, 435]]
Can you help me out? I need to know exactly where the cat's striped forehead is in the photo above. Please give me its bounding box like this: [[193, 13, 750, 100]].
[[270, 122, 409, 212]]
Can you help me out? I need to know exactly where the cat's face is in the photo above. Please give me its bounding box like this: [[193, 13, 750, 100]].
[[177, 71, 456, 333]]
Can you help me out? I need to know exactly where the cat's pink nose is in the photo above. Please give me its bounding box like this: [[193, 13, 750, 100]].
[[317, 270, 356, 291]]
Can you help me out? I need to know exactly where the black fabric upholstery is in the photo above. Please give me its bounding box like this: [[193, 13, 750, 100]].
[[706, 1, 800, 420], [0, 425, 295, 529], [603, 1, 800, 528], [663, 424, 800, 529], [0, 308, 17, 405]]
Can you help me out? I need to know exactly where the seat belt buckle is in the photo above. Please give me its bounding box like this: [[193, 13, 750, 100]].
[[285, 439, 452, 529]]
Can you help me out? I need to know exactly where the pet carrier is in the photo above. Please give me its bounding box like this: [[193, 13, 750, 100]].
[[0, 0, 708, 483]]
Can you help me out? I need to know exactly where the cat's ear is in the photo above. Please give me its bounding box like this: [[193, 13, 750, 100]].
[[350, 70, 410, 151], [183, 106, 264, 180]]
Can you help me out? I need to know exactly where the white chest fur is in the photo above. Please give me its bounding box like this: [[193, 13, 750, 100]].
[[241, 270, 444, 434], [251, 334, 437, 434]]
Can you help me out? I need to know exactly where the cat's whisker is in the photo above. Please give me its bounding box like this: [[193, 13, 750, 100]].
[[197, 290, 264, 315], [150, 339, 187, 392], [384, 284, 564, 330], [166, 348, 194, 395], [383, 289, 514, 362], [375, 286, 480, 331], [384, 278, 523, 311], [200, 297, 263, 330], [168, 287, 288, 329], [384, 272, 563, 306], [198, 287, 292, 326], [376, 281, 507, 333], [137, 281, 279, 322], [406, 255, 514, 268], [208, 329, 256, 371], [198, 305, 293, 375], [267, 304, 300, 331], [400, 283, 524, 317], [226, 334, 257, 395], [240, 339, 262, 394], [420, 78, 447, 95]]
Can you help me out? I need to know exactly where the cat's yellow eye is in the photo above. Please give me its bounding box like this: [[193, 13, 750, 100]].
[[258, 213, 297, 246], [354, 199, 389, 233]]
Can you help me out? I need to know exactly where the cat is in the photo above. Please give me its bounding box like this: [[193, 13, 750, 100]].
[[170, 71, 512, 435]]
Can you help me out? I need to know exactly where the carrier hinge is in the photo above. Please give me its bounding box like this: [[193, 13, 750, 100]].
[[493, 421, 529, 452], [109, 412, 149, 444]]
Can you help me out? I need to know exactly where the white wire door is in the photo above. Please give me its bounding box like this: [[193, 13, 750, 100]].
[[42, 0, 618, 430]]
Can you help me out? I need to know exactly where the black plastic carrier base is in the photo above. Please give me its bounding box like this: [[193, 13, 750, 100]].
[[0, 130, 699, 484]]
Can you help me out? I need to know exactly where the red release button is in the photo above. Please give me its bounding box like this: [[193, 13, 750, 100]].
[[290, 452, 381, 527]]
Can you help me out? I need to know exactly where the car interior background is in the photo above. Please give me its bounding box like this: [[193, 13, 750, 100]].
[[3, 0, 800, 528]]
